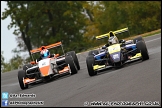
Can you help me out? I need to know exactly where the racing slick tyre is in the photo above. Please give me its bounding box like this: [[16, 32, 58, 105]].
[[66, 51, 80, 70], [88, 50, 99, 56], [136, 41, 149, 61], [18, 70, 28, 90], [65, 55, 78, 75], [133, 36, 144, 44], [86, 55, 97, 76]]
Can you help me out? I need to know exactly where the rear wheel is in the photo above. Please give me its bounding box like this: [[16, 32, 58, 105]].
[[86, 55, 97, 76], [136, 41, 149, 60], [133, 36, 144, 44], [66, 51, 80, 70], [65, 55, 78, 75], [18, 70, 28, 90], [88, 50, 99, 56]]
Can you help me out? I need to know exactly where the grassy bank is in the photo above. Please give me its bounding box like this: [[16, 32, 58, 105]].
[[126, 29, 161, 40]]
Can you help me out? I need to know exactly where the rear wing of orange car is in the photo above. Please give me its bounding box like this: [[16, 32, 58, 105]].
[[30, 41, 62, 54], [96, 27, 129, 40]]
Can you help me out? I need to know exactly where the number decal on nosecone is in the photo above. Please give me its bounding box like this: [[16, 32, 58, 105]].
[[38, 58, 50, 68], [113, 54, 119, 59]]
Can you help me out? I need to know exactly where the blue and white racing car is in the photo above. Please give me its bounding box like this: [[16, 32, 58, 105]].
[[86, 27, 149, 76]]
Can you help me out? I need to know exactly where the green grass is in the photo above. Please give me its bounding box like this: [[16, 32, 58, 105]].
[[126, 29, 161, 40], [142, 29, 161, 37]]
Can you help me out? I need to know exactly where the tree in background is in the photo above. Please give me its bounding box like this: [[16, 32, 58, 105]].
[[1, 50, 26, 73], [1, 1, 161, 72], [1, 51, 6, 72], [1, 1, 90, 58], [1, 51, 12, 72]]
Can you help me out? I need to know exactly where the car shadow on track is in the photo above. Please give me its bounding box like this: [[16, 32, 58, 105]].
[[95, 67, 116, 76], [94, 59, 144, 77], [23, 73, 72, 90]]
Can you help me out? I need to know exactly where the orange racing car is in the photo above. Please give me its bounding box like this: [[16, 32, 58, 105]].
[[18, 41, 80, 90]]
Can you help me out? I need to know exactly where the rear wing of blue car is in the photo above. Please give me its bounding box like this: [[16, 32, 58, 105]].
[[96, 27, 129, 40]]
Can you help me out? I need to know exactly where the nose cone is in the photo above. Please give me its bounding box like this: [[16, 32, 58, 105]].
[[110, 52, 121, 63]]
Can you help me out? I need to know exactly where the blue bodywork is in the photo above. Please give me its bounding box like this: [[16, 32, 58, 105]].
[[93, 44, 137, 62], [94, 52, 106, 60], [125, 44, 136, 50]]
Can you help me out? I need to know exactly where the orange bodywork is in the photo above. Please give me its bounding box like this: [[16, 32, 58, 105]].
[[59, 66, 69, 73], [30, 42, 62, 54], [23, 78, 36, 84], [39, 65, 50, 76], [23, 66, 69, 84]]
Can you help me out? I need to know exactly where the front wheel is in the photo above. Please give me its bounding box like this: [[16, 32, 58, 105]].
[[86, 55, 97, 76], [133, 36, 144, 44], [66, 51, 80, 70], [136, 41, 149, 60], [18, 70, 28, 90], [65, 55, 78, 75], [88, 50, 99, 56]]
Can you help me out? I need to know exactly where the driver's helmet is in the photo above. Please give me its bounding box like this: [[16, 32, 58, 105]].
[[108, 35, 119, 45], [40, 46, 50, 59]]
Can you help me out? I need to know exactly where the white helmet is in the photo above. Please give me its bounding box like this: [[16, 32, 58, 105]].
[[108, 31, 119, 45], [108, 35, 119, 45]]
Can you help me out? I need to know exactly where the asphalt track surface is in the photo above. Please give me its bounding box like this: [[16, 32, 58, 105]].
[[1, 34, 161, 107]]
